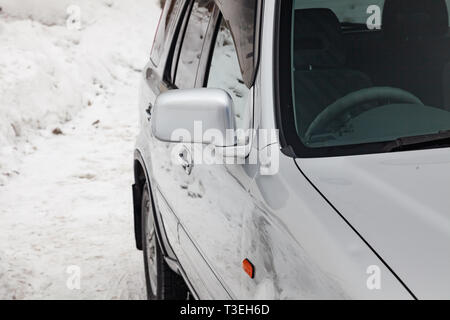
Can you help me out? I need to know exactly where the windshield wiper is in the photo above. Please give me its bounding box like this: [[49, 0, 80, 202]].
[[384, 130, 450, 152]]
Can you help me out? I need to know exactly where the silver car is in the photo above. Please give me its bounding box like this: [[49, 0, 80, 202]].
[[133, 0, 450, 300]]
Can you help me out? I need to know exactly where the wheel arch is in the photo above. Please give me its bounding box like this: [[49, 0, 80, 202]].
[[133, 149, 200, 299], [132, 149, 176, 261]]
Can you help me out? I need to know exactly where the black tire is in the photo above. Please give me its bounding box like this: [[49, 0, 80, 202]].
[[141, 183, 189, 300]]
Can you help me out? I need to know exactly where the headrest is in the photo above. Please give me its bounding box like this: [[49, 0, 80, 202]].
[[383, 0, 449, 39], [294, 9, 346, 69]]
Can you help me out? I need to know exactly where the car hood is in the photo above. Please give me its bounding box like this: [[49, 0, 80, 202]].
[[296, 148, 450, 299]]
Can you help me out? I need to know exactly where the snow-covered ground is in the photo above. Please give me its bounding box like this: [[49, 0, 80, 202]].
[[0, 0, 161, 299]]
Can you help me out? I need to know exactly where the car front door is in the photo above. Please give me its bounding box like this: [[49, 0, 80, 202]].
[[171, 11, 259, 299], [146, 0, 223, 299], [149, 0, 258, 299]]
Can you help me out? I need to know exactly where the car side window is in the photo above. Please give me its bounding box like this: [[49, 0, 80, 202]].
[[174, 0, 214, 89], [150, 0, 182, 67], [207, 18, 251, 130]]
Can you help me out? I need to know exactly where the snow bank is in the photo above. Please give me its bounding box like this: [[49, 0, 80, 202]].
[[0, 0, 74, 26], [0, 0, 162, 299], [0, 0, 107, 26], [0, 0, 161, 184]]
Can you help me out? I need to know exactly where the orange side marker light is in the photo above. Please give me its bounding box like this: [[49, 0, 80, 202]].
[[242, 259, 255, 279]]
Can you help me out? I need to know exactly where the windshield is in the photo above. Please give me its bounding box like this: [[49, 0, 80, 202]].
[[281, 0, 450, 155]]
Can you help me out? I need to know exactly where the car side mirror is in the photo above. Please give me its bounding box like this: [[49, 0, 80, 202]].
[[151, 88, 237, 147]]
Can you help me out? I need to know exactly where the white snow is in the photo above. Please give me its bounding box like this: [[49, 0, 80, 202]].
[[0, 0, 161, 299]]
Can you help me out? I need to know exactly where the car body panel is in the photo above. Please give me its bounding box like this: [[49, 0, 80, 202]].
[[298, 148, 450, 299], [241, 152, 411, 299]]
